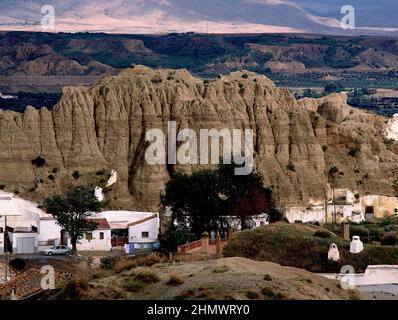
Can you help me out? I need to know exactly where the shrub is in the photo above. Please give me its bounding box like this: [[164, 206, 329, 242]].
[[167, 274, 184, 286], [31, 156, 46, 167], [212, 266, 230, 273], [72, 171, 81, 179], [246, 291, 260, 299], [10, 258, 26, 270], [114, 259, 137, 273], [123, 278, 145, 292], [263, 274, 272, 281], [48, 174, 55, 181], [242, 74, 249, 79], [261, 287, 277, 299], [151, 77, 163, 84], [100, 257, 116, 270], [314, 230, 332, 238], [348, 147, 360, 157], [329, 167, 339, 175], [52, 168, 58, 173], [134, 270, 160, 283], [381, 233, 398, 246], [286, 163, 296, 172], [136, 253, 161, 266], [173, 289, 196, 300]]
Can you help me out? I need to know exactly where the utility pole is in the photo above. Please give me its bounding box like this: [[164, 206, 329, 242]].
[[333, 186, 337, 224], [4, 215, 7, 284]]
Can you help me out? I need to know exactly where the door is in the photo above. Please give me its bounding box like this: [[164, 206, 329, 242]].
[[17, 237, 35, 254], [365, 206, 374, 221]]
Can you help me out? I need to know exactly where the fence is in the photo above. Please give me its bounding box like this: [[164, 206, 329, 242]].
[[177, 239, 202, 253]]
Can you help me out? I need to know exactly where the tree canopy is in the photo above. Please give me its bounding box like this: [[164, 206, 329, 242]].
[[43, 186, 101, 254], [162, 163, 281, 242]]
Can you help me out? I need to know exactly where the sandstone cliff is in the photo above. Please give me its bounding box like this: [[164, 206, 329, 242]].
[[1, 65, 398, 211]]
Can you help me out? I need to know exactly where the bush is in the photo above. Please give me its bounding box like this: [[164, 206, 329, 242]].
[[123, 278, 145, 292], [314, 230, 332, 238], [381, 233, 398, 246], [261, 287, 277, 299], [167, 274, 185, 286], [263, 274, 272, 281], [114, 259, 137, 273], [348, 147, 360, 157], [134, 270, 160, 283], [212, 266, 229, 273], [10, 258, 26, 270], [100, 257, 116, 270], [261, 287, 286, 300], [72, 171, 81, 179], [246, 291, 260, 299], [48, 174, 55, 181], [31, 156, 46, 167], [135, 253, 161, 266], [286, 163, 296, 172]]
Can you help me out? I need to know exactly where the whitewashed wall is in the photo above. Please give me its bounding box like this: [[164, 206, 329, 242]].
[[128, 217, 159, 243], [38, 219, 62, 248], [75, 229, 112, 251]]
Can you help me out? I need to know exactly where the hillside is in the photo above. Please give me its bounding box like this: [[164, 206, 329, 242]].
[[223, 223, 398, 273], [1, 32, 398, 94], [1, 65, 398, 211], [48, 257, 353, 300]]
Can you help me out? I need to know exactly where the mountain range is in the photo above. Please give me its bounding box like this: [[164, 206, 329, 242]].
[[0, 0, 397, 35]]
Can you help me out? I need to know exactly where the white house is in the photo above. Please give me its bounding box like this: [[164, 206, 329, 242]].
[[128, 214, 160, 244], [0, 191, 160, 253], [73, 218, 112, 251], [38, 217, 63, 250], [0, 191, 55, 254]]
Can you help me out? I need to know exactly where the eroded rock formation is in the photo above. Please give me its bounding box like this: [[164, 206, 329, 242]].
[[1, 65, 398, 211]]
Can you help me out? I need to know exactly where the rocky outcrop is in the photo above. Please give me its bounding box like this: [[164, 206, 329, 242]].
[[1, 65, 398, 211]]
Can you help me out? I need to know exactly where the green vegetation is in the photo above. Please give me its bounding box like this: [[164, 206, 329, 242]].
[[161, 163, 281, 250], [42, 186, 101, 255], [224, 222, 398, 273]]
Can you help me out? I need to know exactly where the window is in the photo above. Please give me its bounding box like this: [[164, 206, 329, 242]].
[[99, 232, 104, 240], [86, 232, 93, 240], [142, 232, 149, 238]]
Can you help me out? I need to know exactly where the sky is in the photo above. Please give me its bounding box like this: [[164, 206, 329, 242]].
[[0, 0, 397, 35]]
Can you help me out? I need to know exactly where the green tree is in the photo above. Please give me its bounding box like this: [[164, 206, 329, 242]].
[[218, 163, 281, 227], [324, 82, 344, 95], [162, 163, 281, 245], [162, 170, 227, 238], [43, 186, 101, 255]]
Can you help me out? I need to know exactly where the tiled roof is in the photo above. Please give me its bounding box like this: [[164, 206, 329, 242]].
[[127, 214, 158, 227], [89, 218, 111, 230]]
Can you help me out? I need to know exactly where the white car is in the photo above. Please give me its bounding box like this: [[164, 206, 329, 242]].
[[43, 245, 72, 256]]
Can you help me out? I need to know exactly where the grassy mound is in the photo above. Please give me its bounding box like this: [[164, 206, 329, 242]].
[[223, 222, 398, 273]]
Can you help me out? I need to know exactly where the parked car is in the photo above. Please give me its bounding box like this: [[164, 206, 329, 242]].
[[43, 245, 72, 256]]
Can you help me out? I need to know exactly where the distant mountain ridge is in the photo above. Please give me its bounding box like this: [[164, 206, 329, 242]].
[[0, 0, 397, 35]]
